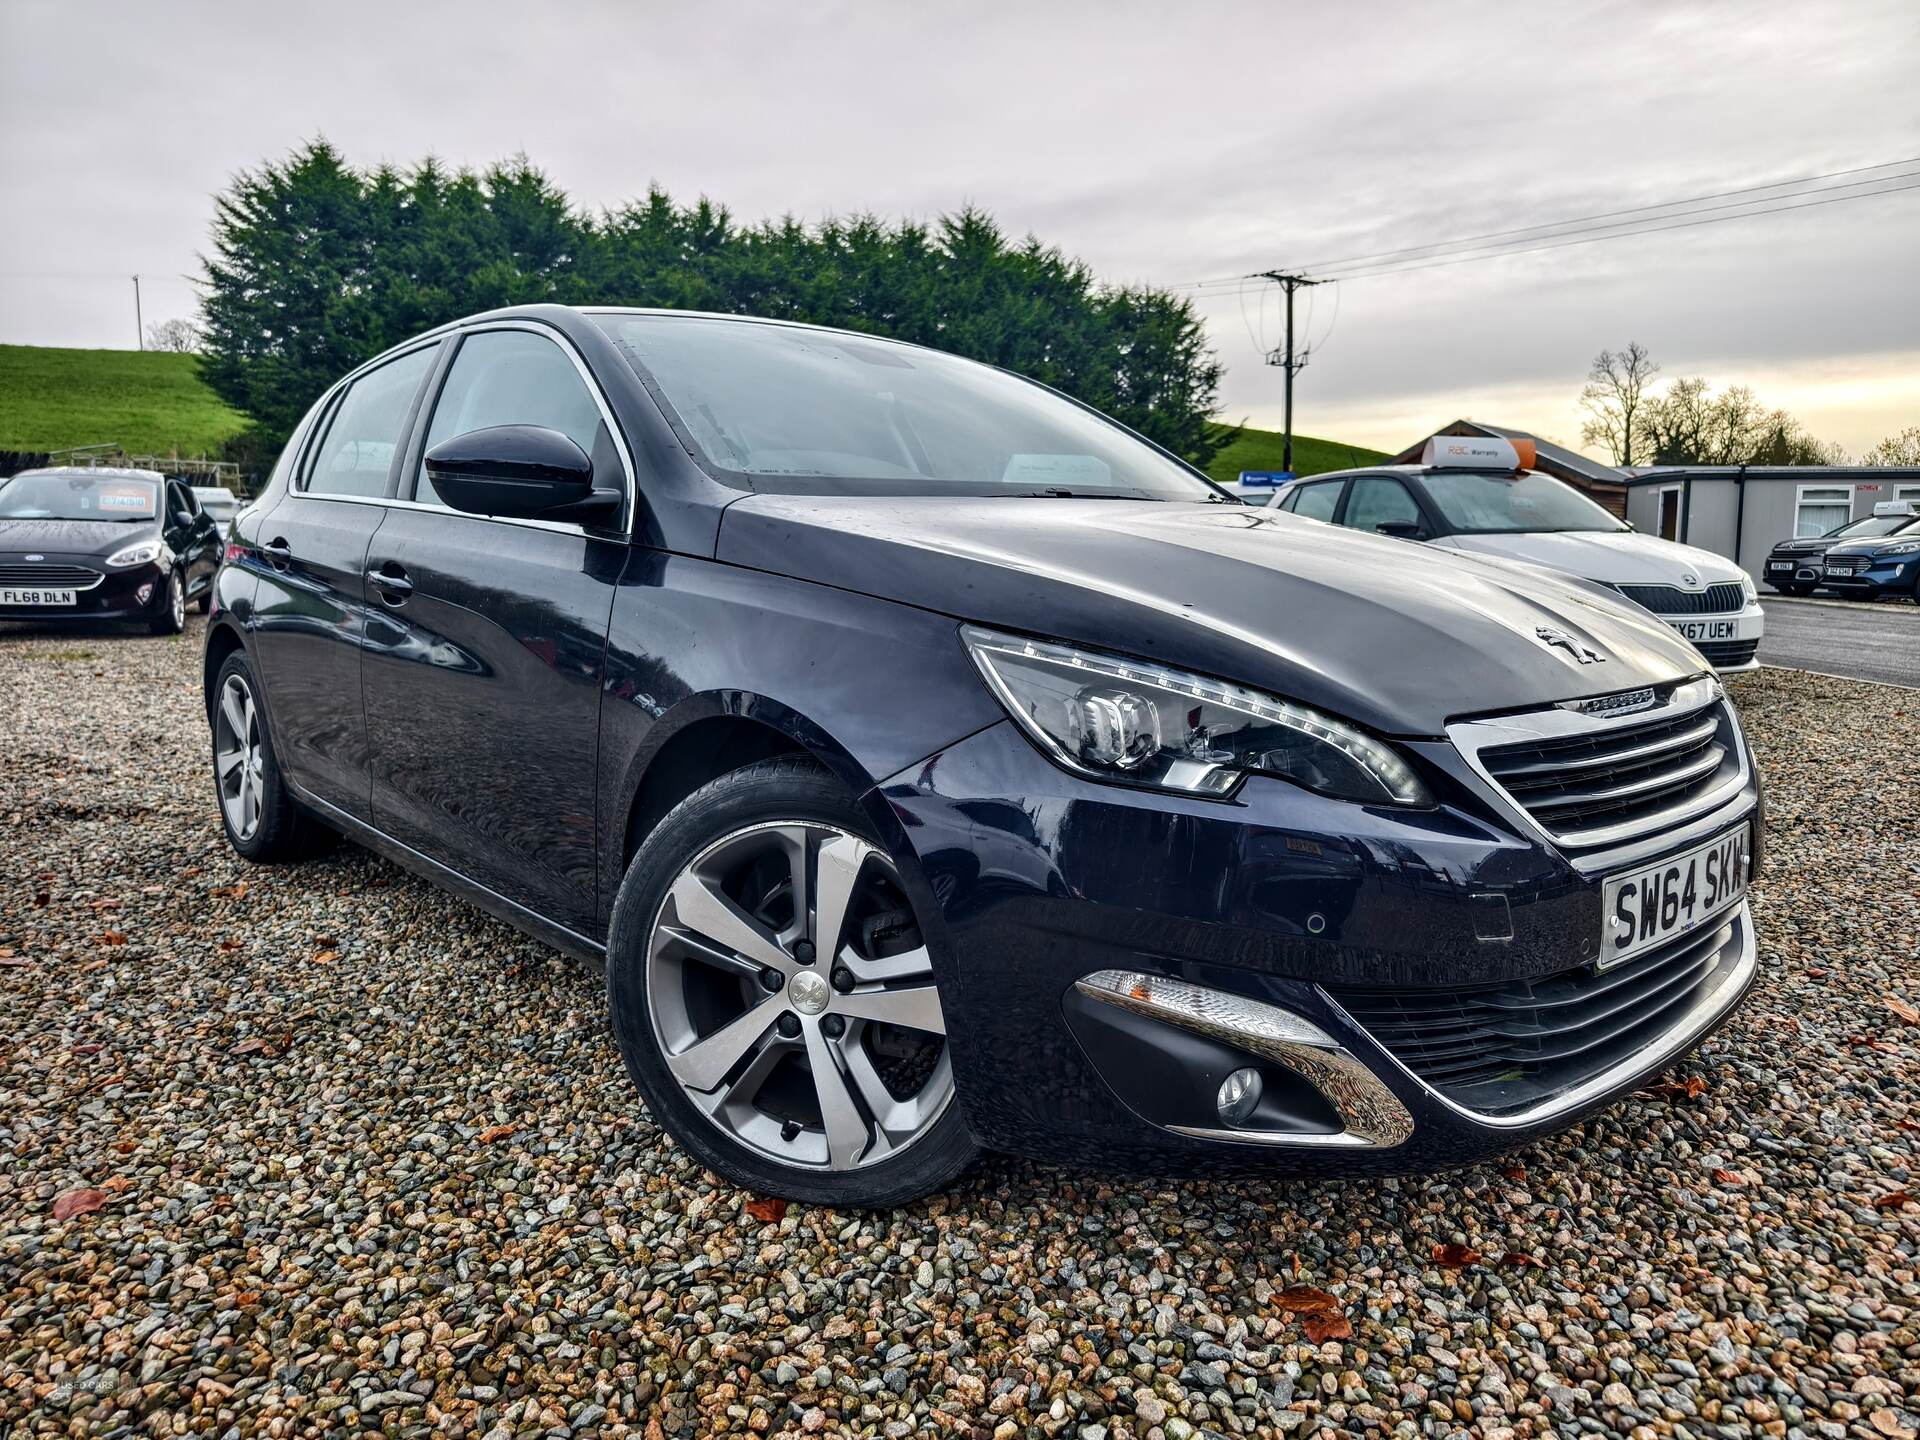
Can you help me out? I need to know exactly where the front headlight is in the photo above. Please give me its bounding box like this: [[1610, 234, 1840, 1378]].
[[1878, 540, 1920, 556], [105, 540, 167, 568], [1740, 573, 1758, 603], [963, 626, 1432, 806]]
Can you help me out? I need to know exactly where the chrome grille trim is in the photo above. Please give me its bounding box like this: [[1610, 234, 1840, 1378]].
[[1448, 676, 1751, 857]]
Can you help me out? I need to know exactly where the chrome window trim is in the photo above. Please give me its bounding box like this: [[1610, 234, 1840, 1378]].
[[294, 338, 445, 502], [402, 320, 636, 537], [286, 321, 637, 542], [1445, 675, 1752, 857], [1321, 901, 1756, 1132]]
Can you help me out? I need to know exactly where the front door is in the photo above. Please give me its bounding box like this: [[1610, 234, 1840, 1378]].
[[361, 326, 630, 935], [248, 342, 439, 819], [1659, 487, 1681, 541]]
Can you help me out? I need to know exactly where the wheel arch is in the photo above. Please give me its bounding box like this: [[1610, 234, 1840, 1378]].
[[202, 619, 247, 718], [615, 693, 879, 873]]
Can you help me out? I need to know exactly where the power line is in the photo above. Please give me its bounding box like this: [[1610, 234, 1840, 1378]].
[[1283, 156, 1920, 276], [1306, 169, 1920, 280], [1174, 172, 1920, 297], [1293, 175, 1920, 284], [1163, 155, 1920, 292]]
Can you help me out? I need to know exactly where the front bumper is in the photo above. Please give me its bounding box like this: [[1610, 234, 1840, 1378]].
[[1818, 553, 1918, 598], [0, 553, 166, 622], [1763, 551, 1827, 589], [872, 716, 1760, 1177]]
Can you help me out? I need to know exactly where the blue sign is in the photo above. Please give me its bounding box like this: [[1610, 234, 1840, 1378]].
[[1237, 470, 1294, 487]]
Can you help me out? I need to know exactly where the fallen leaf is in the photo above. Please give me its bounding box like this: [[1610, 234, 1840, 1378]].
[[1871, 1190, 1915, 1211], [89, 898, 122, 911], [218, 939, 242, 952], [1431, 1243, 1486, 1268], [1640, 1075, 1708, 1100], [1712, 1168, 1748, 1187], [71, 1042, 104, 1056], [312, 934, 338, 948], [52, 1188, 109, 1221], [230, 1037, 272, 1057], [96, 932, 127, 946], [1499, 1252, 1545, 1267], [744, 1196, 788, 1224], [33, 891, 49, 907], [1273, 1286, 1343, 1316], [209, 882, 249, 900], [1500, 1164, 1528, 1183], [113, 1141, 136, 1154], [477, 1124, 517, 1144], [1805, 967, 1827, 979], [1301, 1313, 1352, 1343], [1869, 1408, 1915, 1439], [100, 1176, 135, 1194], [1897, 1120, 1920, 1133], [1887, 998, 1920, 1026], [312, 951, 338, 965]]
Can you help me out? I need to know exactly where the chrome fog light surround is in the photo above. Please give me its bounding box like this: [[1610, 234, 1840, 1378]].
[[1073, 969, 1413, 1148]]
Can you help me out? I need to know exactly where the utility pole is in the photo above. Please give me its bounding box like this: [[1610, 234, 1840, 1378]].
[[132, 275, 144, 350], [1257, 271, 1323, 475]]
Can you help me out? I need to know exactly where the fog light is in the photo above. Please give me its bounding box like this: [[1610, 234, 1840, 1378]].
[[136, 582, 154, 605], [1216, 1067, 1263, 1127]]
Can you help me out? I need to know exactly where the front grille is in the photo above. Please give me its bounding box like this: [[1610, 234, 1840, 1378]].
[[1329, 916, 1743, 1116], [1694, 638, 1759, 667], [1473, 694, 1740, 851], [0, 563, 101, 588], [1613, 582, 1744, 615]]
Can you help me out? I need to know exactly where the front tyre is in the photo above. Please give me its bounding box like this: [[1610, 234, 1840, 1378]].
[[149, 567, 186, 635], [607, 757, 978, 1206]]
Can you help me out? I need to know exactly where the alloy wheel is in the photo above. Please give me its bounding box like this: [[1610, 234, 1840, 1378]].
[[214, 675, 266, 841], [646, 822, 953, 1172], [170, 570, 185, 628]]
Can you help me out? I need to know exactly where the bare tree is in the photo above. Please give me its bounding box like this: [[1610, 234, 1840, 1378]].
[[1861, 425, 1920, 466], [1641, 377, 1842, 465], [1578, 342, 1658, 466], [144, 317, 203, 354]]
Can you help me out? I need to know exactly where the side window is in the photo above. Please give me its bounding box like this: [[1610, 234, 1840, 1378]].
[[1343, 476, 1424, 535], [1290, 480, 1343, 522], [165, 480, 193, 519], [413, 330, 620, 508], [304, 345, 438, 498]]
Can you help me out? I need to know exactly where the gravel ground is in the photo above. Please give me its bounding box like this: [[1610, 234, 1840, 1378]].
[[2, 618, 1917, 1440]]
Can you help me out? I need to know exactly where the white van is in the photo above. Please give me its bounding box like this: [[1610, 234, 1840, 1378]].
[[1269, 437, 1763, 670]]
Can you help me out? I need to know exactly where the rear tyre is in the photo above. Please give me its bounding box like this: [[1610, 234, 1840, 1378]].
[[195, 587, 212, 614], [148, 567, 186, 635], [211, 649, 322, 863], [607, 757, 978, 1206]]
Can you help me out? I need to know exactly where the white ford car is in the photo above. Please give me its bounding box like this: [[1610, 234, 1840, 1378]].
[[1267, 438, 1763, 671]]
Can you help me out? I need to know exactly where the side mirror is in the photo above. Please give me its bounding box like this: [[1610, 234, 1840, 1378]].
[[423, 425, 618, 522], [1375, 520, 1428, 541]]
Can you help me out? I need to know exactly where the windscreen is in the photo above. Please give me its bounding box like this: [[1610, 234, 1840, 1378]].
[[592, 314, 1220, 501], [0, 473, 159, 521], [1830, 513, 1916, 539], [1421, 471, 1624, 534]]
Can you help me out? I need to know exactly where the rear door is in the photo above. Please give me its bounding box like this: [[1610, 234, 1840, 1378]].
[[248, 342, 440, 819], [360, 324, 631, 936]]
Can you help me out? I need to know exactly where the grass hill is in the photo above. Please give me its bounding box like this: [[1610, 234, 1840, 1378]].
[[1204, 423, 1388, 485], [0, 345, 247, 458]]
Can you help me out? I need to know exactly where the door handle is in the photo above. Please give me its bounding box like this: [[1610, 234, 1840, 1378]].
[[365, 565, 413, 603], [260, 538, 292, 568]]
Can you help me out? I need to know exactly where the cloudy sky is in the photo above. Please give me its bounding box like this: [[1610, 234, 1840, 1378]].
[[3, 0, 1917, 458]]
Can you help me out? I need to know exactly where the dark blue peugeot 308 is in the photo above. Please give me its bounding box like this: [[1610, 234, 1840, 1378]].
[[204, 306, 1763, 1204]]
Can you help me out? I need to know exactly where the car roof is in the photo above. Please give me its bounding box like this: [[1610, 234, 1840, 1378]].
[[12, 465, 166, 482], [1292, 464, 1530, 482]]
